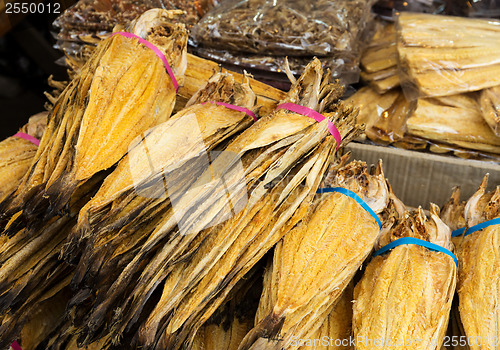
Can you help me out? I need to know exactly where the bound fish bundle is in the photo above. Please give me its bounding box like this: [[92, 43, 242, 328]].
[[63, 58, 360, 348], [58, 70, 259, 345], [238, 160, 388, 350], [0, 112, 47, 202], [133, 61, 360, 350], [0, 9, 188, 347], [353, 204, 457, 350], [397, 12, 500, 98], [0, 9, 188, 232], [453, 176, 500, 350]]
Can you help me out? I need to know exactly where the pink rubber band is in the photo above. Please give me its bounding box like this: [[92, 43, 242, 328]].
[[13, 133, 40, 146], [112, 32, 179, 92], [202, 102, 257, 121], [11, 341, 22, 350], [277, 103, 342, 150]]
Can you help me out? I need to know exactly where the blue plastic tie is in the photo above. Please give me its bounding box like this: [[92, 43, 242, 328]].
[[373, 237, 458, 267], [450, 217, 500, 238], [316, 187, 382, 229]]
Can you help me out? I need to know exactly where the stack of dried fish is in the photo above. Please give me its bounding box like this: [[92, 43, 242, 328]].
[[0, 112, 47, 202], [397, 12, 500, 98], [450, 176, 500, 349], [360, 21, 400, 94], [407, 94, 500, 154], [353, 204, 457, 349], [238, 160, 389, 349], [58, 59, 360, 349]]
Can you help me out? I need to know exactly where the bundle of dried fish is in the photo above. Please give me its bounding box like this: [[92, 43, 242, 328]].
[[454, 176, 500, 350], [56, 70, 259, 344], [63, 59, 360, 349], [360, 21, 400, 93], [238, 160, 388, 350], [0, 112, 47, 202], [353, 205, 457, 350], [0, 9, 188, 232], [406, 94, 500, 154], [479, 85, 500, 137], [397, 12, 500, 98]]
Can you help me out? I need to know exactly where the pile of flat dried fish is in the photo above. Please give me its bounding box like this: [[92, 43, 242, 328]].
[[360, 21, 399, 94], [57, 58, 360, 349], [353, 204, 457, 350], [238, 160, 389, 349], [397, 12, 500, 98]]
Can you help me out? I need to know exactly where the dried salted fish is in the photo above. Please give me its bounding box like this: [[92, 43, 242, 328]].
[[397, 13, 500, 98], [479, 85, 500, 137], [353, 205, 457, 350], [56, 71, 259, 346], [62, 59, 360, 349], [406, 94, 500, 154], [454, 176, 500, 350], [238, 160, 388, 350], [0, 9, 188, 231], [0, 113, 47, 203]]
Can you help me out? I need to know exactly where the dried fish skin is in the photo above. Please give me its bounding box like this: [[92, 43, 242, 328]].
[[353, 206, 457, 350], [239, 161, 388, 350], [479, 85, 500, 137], [456, 176, 500, 350]]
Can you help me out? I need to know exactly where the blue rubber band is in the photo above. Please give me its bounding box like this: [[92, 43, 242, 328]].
[[451, 227, 465, 237], [464, 217, 500, 237], [373, 237, 458, 267], [450, 218, 500, 238], [316, 187, 383, 229]]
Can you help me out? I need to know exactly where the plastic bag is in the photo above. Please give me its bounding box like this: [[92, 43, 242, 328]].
[[191, 0, 376, 57], [446, 0, 500, 18], [396, 12, 500, 100]]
